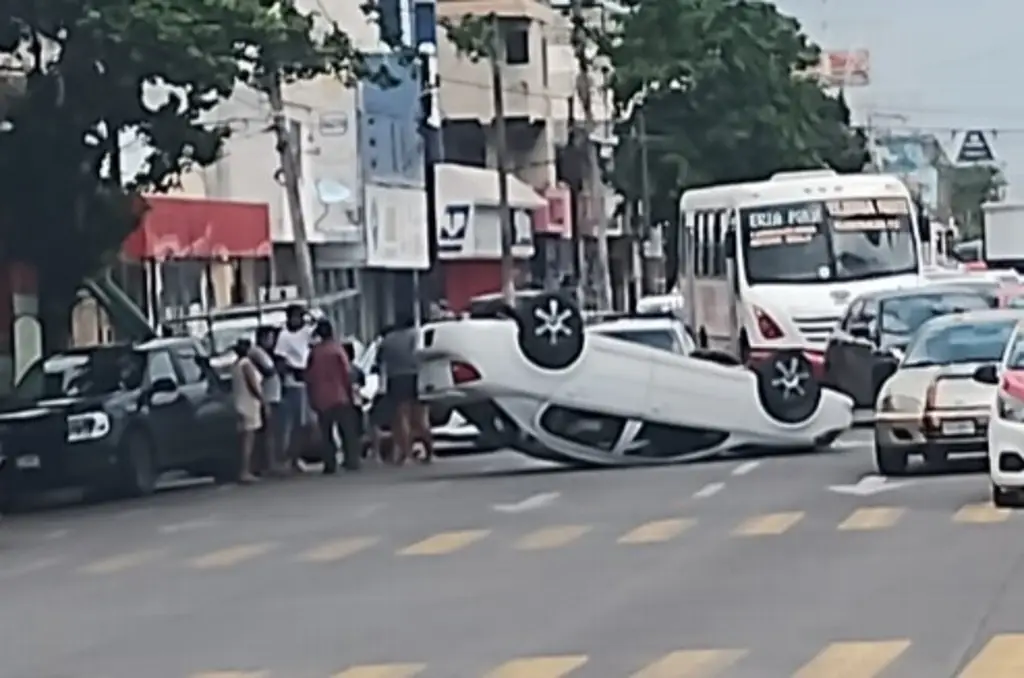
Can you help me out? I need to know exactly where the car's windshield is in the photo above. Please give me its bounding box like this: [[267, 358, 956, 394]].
[[741, 198, 919, 284], [599, 329, 677, 352], [903, 318, 1016, 367], [1005, 332, 1024, 369], [13, 350, 146, 400], [879, 292, 995, 339]]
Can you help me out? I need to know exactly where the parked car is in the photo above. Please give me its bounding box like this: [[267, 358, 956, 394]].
[[0, 337, 239, 505]]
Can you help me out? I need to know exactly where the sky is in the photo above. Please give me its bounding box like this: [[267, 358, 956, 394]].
[[775, 0, 1024, 199]]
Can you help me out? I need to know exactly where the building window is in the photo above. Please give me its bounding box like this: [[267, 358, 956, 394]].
[[502, 20, 530, 65]]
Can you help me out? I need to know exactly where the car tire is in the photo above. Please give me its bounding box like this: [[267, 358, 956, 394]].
[[875, 444, 908, 476], [119, 430, 158, 497], [992, 483, 1020, 508], [690, 348, 741, 366], [515, 292, 585, 371], [754, 350, 821, 424]]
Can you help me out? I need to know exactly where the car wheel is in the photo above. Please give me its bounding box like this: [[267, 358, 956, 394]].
[[690, 348, 741, 366], [120, 430, 158, 497], [875, 444, 908, 476], [992, 483, 1021, 508], [515, 292, 585, 370], [755, 350, 822, 424]]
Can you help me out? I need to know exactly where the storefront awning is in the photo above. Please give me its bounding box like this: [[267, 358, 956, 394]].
[[122, 196, 271, 260], [436, 163, 545, 211]]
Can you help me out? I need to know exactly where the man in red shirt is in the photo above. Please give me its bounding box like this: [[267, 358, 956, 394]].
[[306, 319, 360, 473]]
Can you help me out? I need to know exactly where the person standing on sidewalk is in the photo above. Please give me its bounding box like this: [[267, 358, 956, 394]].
[[273, 304, 315, 471], [252, 326, 284, 474], [376, 313, 421, 465], [230, 339, 264, 484], [306, 319, 360, 473]]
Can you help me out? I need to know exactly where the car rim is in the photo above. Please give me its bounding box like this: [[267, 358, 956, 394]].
[[533, 298, 574, 347], [769, 356, 810, 401]]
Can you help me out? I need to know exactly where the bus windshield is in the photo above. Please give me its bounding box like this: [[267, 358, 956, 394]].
[[740, 198, 919, 284]]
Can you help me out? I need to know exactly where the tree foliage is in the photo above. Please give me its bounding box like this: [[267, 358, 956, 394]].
[[949, 164, 1006, 239], [0, 0, 368, 346], [603, 0, 869, 226]]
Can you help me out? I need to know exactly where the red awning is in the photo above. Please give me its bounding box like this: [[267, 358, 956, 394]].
[[122, 196, 271, 260]]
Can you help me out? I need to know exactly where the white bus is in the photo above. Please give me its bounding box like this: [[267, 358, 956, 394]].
[[678, 169, 927, 374]]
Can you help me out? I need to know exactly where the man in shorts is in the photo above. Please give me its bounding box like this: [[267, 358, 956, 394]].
[[377, 313, 432, 464], [273, 304, 315, 471]]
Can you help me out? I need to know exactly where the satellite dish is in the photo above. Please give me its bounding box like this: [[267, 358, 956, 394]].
[[315, 179, 352, 205]]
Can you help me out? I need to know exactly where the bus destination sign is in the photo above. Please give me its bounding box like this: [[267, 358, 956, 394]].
[[741, 201, 823, 248], [826, 197, 910, 232]]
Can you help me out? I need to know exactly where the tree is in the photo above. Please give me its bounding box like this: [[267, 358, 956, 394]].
[[0, 0, 368, 349], [949, 164, 1006, 239], [604, 0, 869, 227]]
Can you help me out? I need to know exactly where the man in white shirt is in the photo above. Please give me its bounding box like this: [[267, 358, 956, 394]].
[[274, 304, 315, 470]]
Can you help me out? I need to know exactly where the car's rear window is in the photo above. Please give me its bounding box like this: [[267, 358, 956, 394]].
[[880, 292, 995, 336], [903, 318, 1016, 367]]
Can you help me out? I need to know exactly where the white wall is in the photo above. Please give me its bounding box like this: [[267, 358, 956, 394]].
[[167, 0, 383, 244]]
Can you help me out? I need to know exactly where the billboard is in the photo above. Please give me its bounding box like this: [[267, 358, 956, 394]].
[[810, 49, 870, 88]]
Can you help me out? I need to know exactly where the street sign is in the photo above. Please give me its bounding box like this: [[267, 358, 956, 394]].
[[956, 130, 995, 164]]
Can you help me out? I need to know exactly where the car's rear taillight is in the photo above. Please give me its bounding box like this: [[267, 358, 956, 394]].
[[753, 306, 784, 340], [451, 361, 482, 384]]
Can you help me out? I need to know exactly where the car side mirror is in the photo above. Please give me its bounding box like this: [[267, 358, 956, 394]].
[[973, 364, 999, 385], [849, 322, 871, 339], [149, 377, 177, 394]]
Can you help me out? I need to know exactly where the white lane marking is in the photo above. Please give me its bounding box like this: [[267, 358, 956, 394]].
[[158, 517, 219, 534], [493, 491, 561, 513], [693, 482, 725, 499], [44, 529, 70, 540], [829, 475, 915, 496], [731, 461, 760, 476], [0, 557, 61, 579]]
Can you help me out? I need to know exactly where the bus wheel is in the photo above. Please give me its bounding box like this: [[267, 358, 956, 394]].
[[697, 327, 708, 349], [755, 350, 821, 425]]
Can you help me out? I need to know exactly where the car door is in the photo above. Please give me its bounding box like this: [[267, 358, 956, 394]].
[[825, 300, 861, 391], [141, 349, 194, 465], [846, 298, 883, 407], [170, 343, 235, 463]]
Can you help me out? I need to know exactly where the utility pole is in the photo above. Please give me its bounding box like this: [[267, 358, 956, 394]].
[[570, 0, 611, 310], [267, 70, 316, 300], [638, 107, 652, 299], [489, 15, 515, 306]]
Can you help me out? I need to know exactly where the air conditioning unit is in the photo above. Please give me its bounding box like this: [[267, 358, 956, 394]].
[[769, 169, 838, 181]]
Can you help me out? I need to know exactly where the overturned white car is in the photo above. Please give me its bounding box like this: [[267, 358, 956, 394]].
[[415, 293, 854, 466]]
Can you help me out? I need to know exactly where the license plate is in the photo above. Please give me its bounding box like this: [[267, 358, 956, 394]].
[[941, 420, 976, 436], [15, 454, 40, 469]]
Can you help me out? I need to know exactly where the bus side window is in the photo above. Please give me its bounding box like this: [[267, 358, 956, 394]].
[[711, 212, 724, 277], [696, 212, 708, 277]]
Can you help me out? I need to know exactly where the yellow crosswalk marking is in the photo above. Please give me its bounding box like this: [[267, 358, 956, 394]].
[[733, 511, 804, 536], [514, 525, 591, 551], [630, 648, 747, 677], [484, 655, 588, 677], [793, 640, 910, 677], [953, 503, 1010, 524], [189, 542, 276, 569], [333, 664, 425, 678], [397, 530, 490, 556], [80, 549, 163, 575], [957, 634, 1024, 676], [297, 537, 378, 563], [618, 518, 694, 544], [838, 507, 904, 531]]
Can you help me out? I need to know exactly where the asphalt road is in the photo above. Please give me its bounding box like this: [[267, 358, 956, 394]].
[[2, 429, 1024, 677]]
